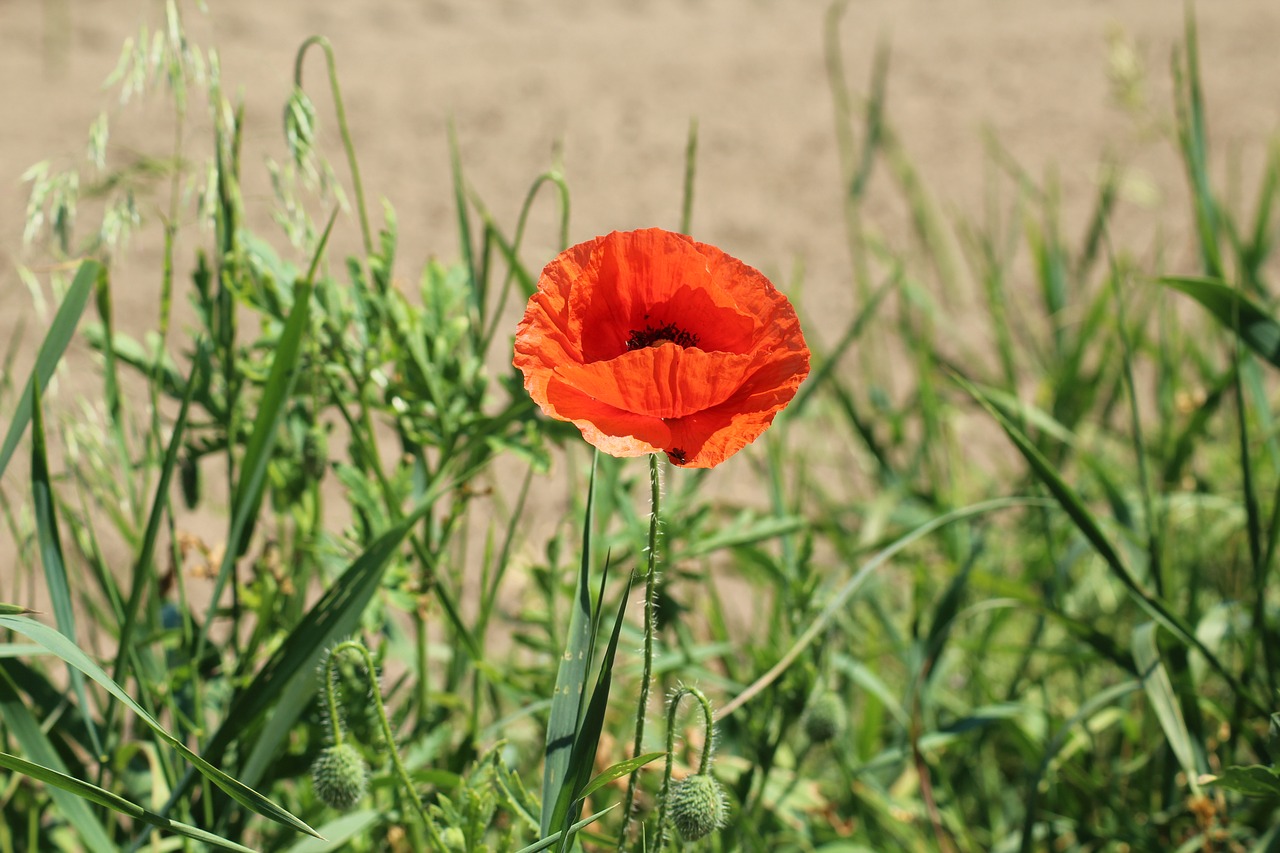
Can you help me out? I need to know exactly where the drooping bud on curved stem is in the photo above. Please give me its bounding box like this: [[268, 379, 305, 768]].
[[656, 685, 726, 849], [321, 640, 444, 845]]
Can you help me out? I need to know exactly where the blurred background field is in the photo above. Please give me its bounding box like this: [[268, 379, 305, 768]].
[[5, 0, 1279, 356]]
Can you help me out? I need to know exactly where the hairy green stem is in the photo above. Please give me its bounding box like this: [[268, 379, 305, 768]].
[[326, 641, 443, 846], [617, 453, 662, 847], [656, 685, 716, 851]]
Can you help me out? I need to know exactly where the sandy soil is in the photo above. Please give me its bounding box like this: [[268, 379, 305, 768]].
[[5, 1, 1279, 341], [1, 0, 1278, 591]]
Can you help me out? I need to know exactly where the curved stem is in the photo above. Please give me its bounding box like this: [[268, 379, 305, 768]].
[[478, 168, 570, 353], [656, 685, 716, 851], [293, 36, 373, 259], [327, 641, 443, 846], [322, 651, 346, 747], [617, 453, 663, 847]]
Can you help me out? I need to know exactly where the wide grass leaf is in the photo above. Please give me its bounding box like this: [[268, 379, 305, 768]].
[[0, 751, 257, 853], [0, 615, 320, 839], [1205, 765, 1280, 799], [1161, 276, 1280, 367], [552, 566, 635, 851], [541, 451, 599, 836], [0, 668, 113, 853], [578, 752, 665, 802], [111, 338, 208, 695], [1132, 622, 1203, 783], [29, 375, 100, 759], [214, 491, 441, 786], [286, 810, 381, 852], [0, 259, 98, 481]]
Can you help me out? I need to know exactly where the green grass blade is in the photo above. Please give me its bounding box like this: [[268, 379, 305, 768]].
[[0, 751, 257, 853], [111, 337, 209, 700], [1172, 8, 1223, 279], [1018, 679, 1142, 853], [0, 667, 113, 853], [680, 118, 698, 234], [226, 228, 327, 559], [541, 451, 599, 836], [1132, 623, 1202, 784], [1161, 363, 1233, 487], [29, 375, 98, 751], [0, 615, 320, 839], [722, 496, 1045, 719], [192, 448, 491, 816], [215, 492, 441, 787], [789, 266, 895, 417], [449, 121, 477, 294], [285, 811, 381, 853], [1161, 276, 1280, 367], [197, 211, 334, 670], [552, 567, 636, 850], [515, 806, 617, 853], [952, 372, 1264, 713], [0, 258, 98, 481], [578, 752, 665, 802], [477, 169, 569, 353]]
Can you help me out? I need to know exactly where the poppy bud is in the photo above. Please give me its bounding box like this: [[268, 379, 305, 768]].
[[667, 773, 729, 842], [804, 692, 847, 744], [310, 743, 368, 810]]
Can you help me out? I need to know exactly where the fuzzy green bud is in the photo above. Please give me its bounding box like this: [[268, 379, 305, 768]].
[[310, 743, 368, 810], [439, 826, 466, 850], [667, 773, 728, 842], [804, 692, 847, 744]]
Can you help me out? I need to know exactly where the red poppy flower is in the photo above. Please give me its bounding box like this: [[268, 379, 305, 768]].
[[513, 228, 810, 468]]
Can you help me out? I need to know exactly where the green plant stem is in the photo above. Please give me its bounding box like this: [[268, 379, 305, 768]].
[[322, 650, 346, 748], [294, 36, 373, 260], [680, 118, 698, 235], [327, 641, 444, 846], [656, 685, 716, 851], [617, 453, 662, 848]]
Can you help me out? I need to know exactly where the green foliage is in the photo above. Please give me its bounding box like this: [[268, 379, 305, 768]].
[[6, 1, 1280, 851]]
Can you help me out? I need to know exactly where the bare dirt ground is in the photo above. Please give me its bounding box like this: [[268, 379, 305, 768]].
[[1, 0, 1279, 596], [5, 0, 1279, 344]]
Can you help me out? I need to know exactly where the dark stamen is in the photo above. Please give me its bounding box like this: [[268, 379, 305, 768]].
[[626, 322, 699, 351], [667, 447, 688, 465]]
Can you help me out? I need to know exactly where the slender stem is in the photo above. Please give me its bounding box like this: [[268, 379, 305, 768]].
[[327, 641, 444, 846], [293, 36, 374, 260], [617, 453, 662, 847], [322, 649, 346, 747], [656, 685, 716, 851], [680, 119, 699, 235]]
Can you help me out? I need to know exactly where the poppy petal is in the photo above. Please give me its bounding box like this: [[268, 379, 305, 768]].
[[554, 345, 763, 420], [543, 375, 672, 456], [514, 228, 810, 469]]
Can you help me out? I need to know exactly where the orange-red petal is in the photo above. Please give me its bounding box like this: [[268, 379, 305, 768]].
[[514, 228, 810, 468]]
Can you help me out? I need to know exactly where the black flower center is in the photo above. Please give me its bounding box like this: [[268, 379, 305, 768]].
[[626, 320, 699, 351]]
